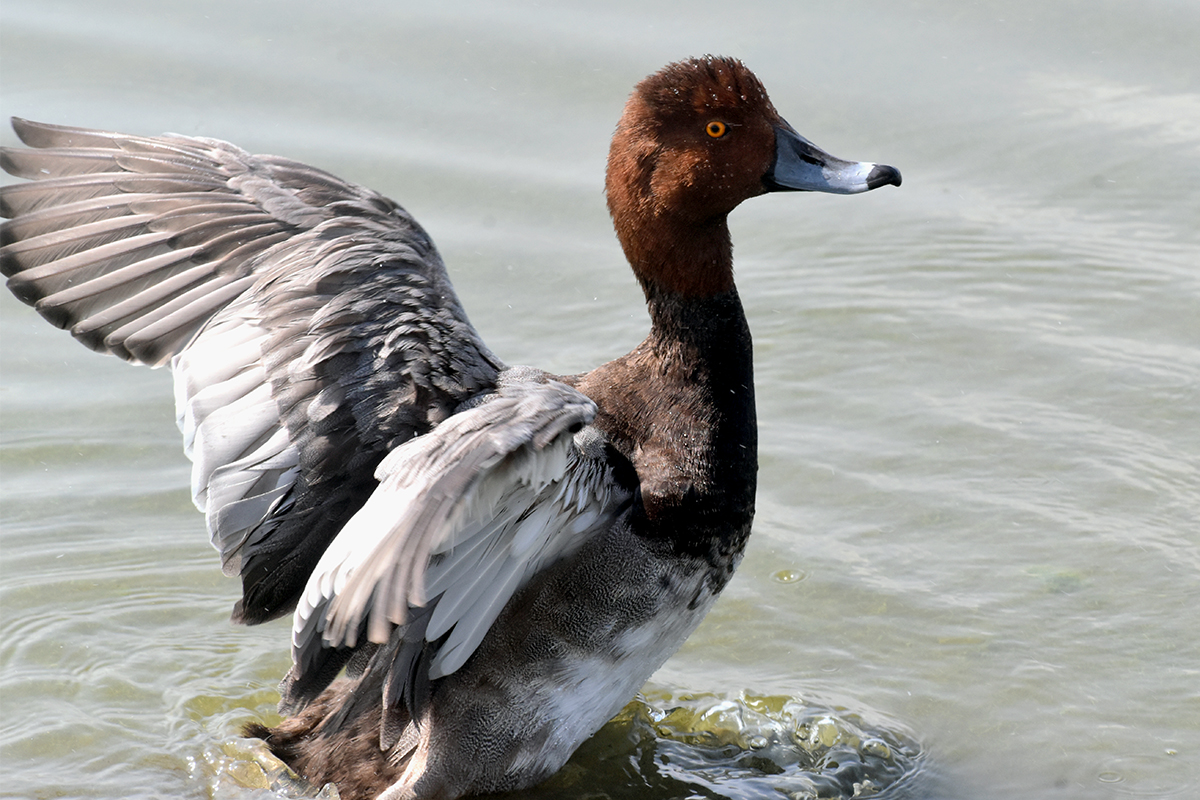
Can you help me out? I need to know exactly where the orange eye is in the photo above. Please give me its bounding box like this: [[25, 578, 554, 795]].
[[705, 120, 727, 138]]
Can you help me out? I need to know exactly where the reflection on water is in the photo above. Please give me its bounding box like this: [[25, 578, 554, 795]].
[[567, 689, 926, 800], [194, 738, 339, 799], [206, 690, 925, 800]]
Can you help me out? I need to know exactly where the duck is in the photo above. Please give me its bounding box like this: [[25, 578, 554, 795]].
[[0, 56, 899, 800]]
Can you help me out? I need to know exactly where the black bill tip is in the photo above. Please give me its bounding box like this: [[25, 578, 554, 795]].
[[867, 164, 902, 189]]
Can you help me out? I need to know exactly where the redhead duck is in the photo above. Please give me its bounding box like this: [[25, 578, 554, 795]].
[[0, 57, 899, 799]]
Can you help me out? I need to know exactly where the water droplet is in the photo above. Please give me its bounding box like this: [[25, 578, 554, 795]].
[[1095, 753, 1193, 796], [854, 778, 879, 796], [816, 717, 840, 747], [862, 738, 892, 759], [772, 568, 807, 584]]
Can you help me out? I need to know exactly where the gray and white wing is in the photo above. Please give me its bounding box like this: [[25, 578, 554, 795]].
[[284, 373, 631, 718], [1, 119, 503, 625]]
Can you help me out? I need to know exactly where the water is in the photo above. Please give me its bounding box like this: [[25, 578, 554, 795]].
[[2, 2, 1198, 798]]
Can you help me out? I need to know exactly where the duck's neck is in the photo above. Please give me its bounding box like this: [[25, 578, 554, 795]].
[[620, 211, 736, 299], [579, 272, 757, 569], [639, 283, 758, 521]]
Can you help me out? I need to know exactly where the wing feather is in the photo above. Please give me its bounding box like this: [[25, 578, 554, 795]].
[[285, 373, 630, 711], [2, 118, 503, 625], [1, 119, 644, 759]]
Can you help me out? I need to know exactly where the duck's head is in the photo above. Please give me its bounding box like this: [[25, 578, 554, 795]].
[[606, 56, 900, 298]]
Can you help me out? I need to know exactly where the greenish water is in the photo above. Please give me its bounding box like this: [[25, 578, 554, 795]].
[[2, 2, 1198, 798]]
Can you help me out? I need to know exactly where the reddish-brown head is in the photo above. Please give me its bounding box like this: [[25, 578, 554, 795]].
[[606, 56, 781, 298], [606, 57, 900, 300]]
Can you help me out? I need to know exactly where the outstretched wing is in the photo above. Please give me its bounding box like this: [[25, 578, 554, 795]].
[[0, 119, 504, 624], [282, 371, 632, 745]]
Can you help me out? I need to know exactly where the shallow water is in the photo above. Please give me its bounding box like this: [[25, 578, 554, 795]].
[[1, 2, 1198, 799]]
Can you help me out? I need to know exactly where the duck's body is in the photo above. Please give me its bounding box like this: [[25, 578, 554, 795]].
[[259, 286, 759, 799], [0, 57, 898, 800]]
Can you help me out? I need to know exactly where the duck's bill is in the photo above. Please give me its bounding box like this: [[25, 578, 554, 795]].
[[764, 123, 901, 195]]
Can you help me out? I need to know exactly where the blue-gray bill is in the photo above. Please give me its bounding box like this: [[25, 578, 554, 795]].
[[764, 123, 901, 194]]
